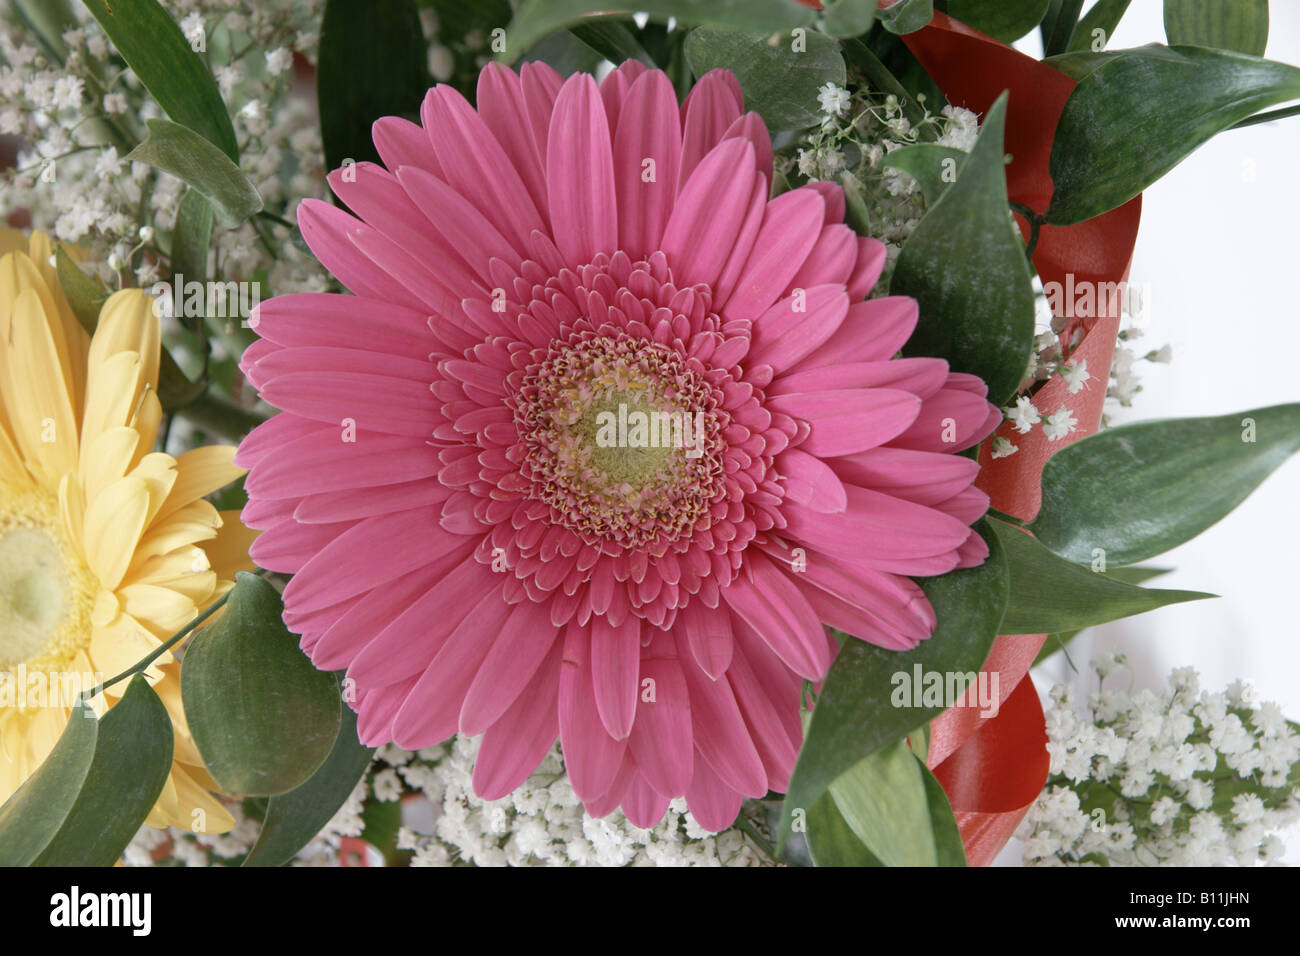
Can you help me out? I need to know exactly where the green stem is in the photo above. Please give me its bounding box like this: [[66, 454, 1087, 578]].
[[733, 815, 778, 862], [174, 389, 270, 441], [84, 590, 232, 702]]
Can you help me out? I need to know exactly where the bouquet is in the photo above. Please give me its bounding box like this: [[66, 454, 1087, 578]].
[[1, 0, 1298, 872]]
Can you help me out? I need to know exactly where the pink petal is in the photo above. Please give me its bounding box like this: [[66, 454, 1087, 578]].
[[770, 356, 949, 400], [310, 563, 445, 670], [721, 111, 773, 190], [678, 588, 734, 680], [847, 237, 888, 300], [722, 188, 825, 319], [786, 223, 858, 292], [295, 478, 448, 524], [748, 284, 848, 371], [621, 773, 672, 828], [684, 752, 742, 832], [459, 602, 564, 735], [628, 631, 693, 798], [678, 69, 743, 190], [558, 624, 628, 802], [372, 115, 442, 177], [547, 73, 617, 268], [831, 446, 981, 507], [473, 638, 563, 801], [249, 517, 357, 574], [613, 70, 681, 259], [661, 138, 759, 290], [889, 386, 999, 452], [767, 387, 921, 457], [775, 447, 848, 513], [477, 63, 550, 226], [727, 637, 800, 791], [249, 293, 433, 360], [256, 368, 439, 439], [681, 646, 769, 798], [297, 199, 419, 306], [397, 164, 519, 285], [724, 552, 830, 680], [590, 615, 641, 740], [800, 296, 919, 368]]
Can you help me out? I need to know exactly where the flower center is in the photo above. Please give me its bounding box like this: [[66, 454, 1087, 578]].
[[514, 332, 725, 550], [0, 486, 95, 671]]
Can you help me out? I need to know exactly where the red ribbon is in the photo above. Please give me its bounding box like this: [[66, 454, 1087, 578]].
[[899, 12, 1142, 864]]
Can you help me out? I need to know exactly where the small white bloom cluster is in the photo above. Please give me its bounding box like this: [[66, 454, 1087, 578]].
[[1105, 309, 1172, 420], [1, 0, 328, 296], [1018, 657, 1300, 866], [780, 83, 980, 289], [123, 736, 776, 868]]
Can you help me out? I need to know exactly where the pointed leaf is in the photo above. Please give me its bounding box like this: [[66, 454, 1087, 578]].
[[947, 0, 1052, 44], [1164, 0, 1268, 57], [128, 119, 263, 227]]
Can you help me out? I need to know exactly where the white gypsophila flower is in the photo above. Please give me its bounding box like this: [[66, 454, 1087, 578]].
[[1005, 395, 1041, 434], [1042, 406, 1078, 441], [817, 82, 851, 118], [1060, 358, 1089, 394], [991, 435, 1018, 459], [265, 47, 293, 75]]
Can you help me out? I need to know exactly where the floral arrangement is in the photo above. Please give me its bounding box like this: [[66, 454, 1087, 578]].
[[1, 0, 1298, 870]]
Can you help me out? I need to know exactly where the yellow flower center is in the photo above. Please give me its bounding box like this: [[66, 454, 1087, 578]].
[[0, 485, 96, 672]]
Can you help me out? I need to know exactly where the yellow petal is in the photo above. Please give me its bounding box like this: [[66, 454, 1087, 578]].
[[88, 612, 169, 692], [83, 475, 150, 589], [6, 286, 80, 484], [57, 471, 87, 563], [88, 289, 160, 394], [0, 250, 80, 419], [117, 583, 197, 638], [153, 445, 245, 527], [168, 764, 235, 834], [126, 451, 178, 527], [78, 425, 140, 504], [129, 387, 162, 466], [79, 349, 142, 452]]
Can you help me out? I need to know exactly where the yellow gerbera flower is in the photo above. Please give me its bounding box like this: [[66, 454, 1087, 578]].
[[0, 229, 256, 834]]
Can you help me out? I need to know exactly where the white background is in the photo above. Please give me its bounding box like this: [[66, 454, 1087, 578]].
[[1001, 1, 1300, 865]]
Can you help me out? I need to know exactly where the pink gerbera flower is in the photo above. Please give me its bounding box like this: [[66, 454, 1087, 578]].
[[236, 61, 1000, 830]]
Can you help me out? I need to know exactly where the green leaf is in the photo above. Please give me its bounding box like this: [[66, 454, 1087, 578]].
[[171, 188, 214, 291], [683, 25, 847, 132], [1031, 404, 1300, 566], [841, 37, 931, 131], [1164, 0, 1268, 56], [81, 0, 238, 160], [779, 521, 1007, 847], [882, 143, 967, 207], [1046, 46, 1300, 225], [524, 29, 606, 76], [318, 0, 429, 174], [921, 761, 966, 866], [947, 0, 1052, 44], [804, 792, 881, 866], [990, 518, 1212, 635], [570, 21, 656, 65], [182, 573, 342, 797], [0, 700, 98, 866], [829, 739, 936, 865], [34, 676, 174, 865], [822, 0, 877, 38], [127, 119, 263, 227], [1030, 566, 1172, 665], [877, 0, 934, 35], [892, 93, 1036, 406], [1066, 0, 1132, 52], [503, 1, 816, 60], [244, 701, 374, 867], [1043, 49, 1127, 80], [54, 245, 108, 333]]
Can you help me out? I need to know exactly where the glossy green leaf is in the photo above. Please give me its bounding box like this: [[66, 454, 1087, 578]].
[[877, 0, 933, 35], [779, 522, 1007, 848], [921, 761, 966, 866], [947, 0, 1051, 44], [318, 0, 429, 174], [683, 25, 846, 132], [882, 143, 967, 207], [81, 0, 238, 160], [1043, 49, 1126, 80], [1046, 46, 1300, 225], [991, 519, 1212, 635], [822, 0, 877, 38], [1031, 566, 1172, 665], [54, 245, 108, 333], [128, 119, 263, 227], [245, 702, 374, 867], [1031, 404, 1300, 566], [805, 791, 882, 866], [35, 676, 174, 865], [504, 1, 815, 59], [0, 700, 98, 865], [182, 573, 341, 796], [893, 93, 1036, 406], [524, 29, 605, 76], [171, 188, 214, 292], [830, 739, 935, 865], [570, 21, 656, 65], [1066, 0, 1132, 52], [1164, 0, 1268, 56]]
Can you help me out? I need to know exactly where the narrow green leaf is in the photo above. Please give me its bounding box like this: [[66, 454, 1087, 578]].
[[570, 21, 656, 65], [1046, 46, 1300, 225], [128, 119, 263, 227], [244, 702, 374, 867], [990, 518, 1212, 635], [947, 0, 1052, 44], [13, 0, 77, 62], [1164, 0, 1268, 56], [804, 791, 882, 866], [81, 0, 238, 159], [35, 676, 174, 865], [318, 0, 430, 174], [921, 761, 966, 866], [1066, 0, 1132, 52], [779, 522, 1007, 848], [54, 245, 108, 333], [822, 0, 877, 38], [882, 143, 967, 207], [1030, 566, 1173, 666], [830, 739, 936, 866], [182, 573, 342, 797], [683, 25, 846, 132], [1043, 49, 1127, 80], [877, 0, 934, 35], [0, 701, 98, 866], [1031, 404, 1300, 566], [503, 1, 815, 60], [892, 93, 1036, 406], [171, 188, 214, 291]]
